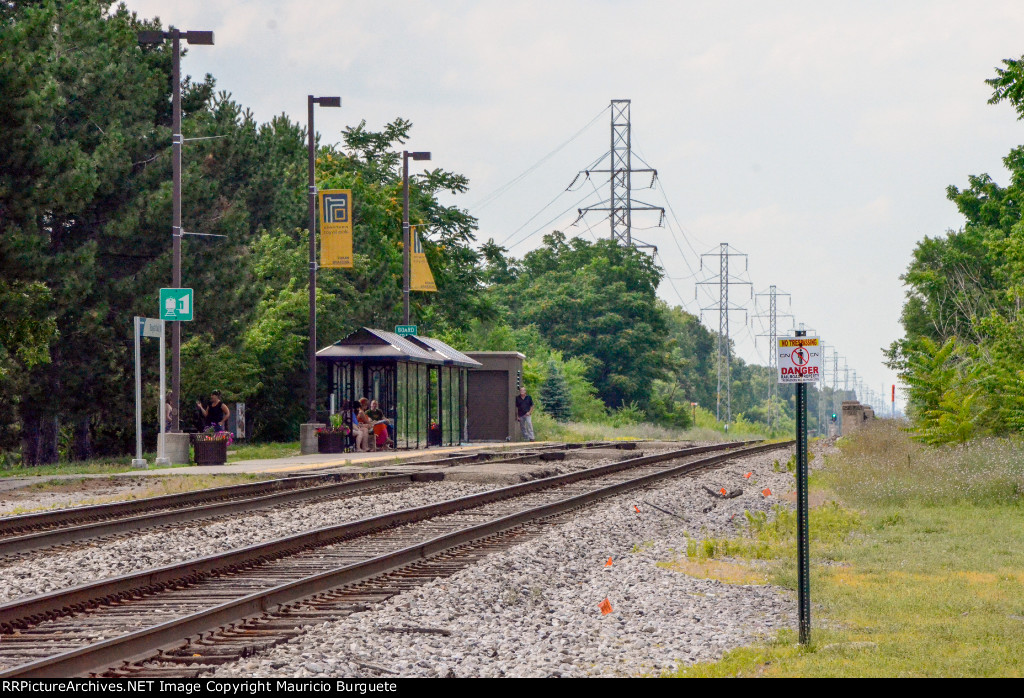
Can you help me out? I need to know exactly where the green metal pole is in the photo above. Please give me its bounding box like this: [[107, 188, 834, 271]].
[[795, 329, 811, 644]]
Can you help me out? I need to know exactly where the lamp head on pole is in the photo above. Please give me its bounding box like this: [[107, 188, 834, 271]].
[[137, 30, 165, 44], [313, 96, 341, 108], [137, 29, 215, 45], [184, 30, 214, 45], [410, 151, 431, 161]]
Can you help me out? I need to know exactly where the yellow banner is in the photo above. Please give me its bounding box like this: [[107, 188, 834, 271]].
[[410, 226, 436, 292], [319, 189, 353, 268]]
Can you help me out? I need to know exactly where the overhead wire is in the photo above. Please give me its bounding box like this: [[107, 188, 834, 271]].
[[468, 105, 610, 212], [633, 139, 706, 260], [506, 188, 604, 251], [496, 149, 610, 249], [655, 251, 694, 313]]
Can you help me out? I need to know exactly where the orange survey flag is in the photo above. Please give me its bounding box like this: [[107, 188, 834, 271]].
[[762, 488, 772, 497], [605, 557, 613, 567], [598, 598, 613, 615], [720, 487, 728, 495], [744, 472, 752, 479]]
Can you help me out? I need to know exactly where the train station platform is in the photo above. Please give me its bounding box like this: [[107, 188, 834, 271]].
[[121, 443, 549, 477]]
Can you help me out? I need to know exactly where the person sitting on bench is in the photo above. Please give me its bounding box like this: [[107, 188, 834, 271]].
[[367, 400, 393, 450]]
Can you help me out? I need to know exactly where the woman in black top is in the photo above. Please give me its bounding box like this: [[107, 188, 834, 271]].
[[196, 390, 230, 432]]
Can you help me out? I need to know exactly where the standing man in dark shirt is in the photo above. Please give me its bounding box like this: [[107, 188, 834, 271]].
[[515, 386, 535, 442], [196, 390, 230, 432]]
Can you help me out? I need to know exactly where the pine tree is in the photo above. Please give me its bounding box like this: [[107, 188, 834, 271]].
[[540, 360, 572, 422]]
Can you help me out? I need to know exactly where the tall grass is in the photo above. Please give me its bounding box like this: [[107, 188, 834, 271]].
[[667, 422, 1024, 677], [824, 420, 1024, 506], [531, 411, 767, 443]]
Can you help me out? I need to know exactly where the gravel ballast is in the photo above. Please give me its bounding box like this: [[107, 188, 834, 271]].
[[0, 481, 496, 604], [0, 452, 659, 603], [211, 446, 799, 678]]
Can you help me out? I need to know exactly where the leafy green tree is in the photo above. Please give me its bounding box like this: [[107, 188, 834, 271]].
[[0, 0, 175, 461], [502, 232, 669, 408], [888, 53, 1024, 442]]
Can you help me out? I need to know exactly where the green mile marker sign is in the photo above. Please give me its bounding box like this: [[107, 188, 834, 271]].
[[160, 288, 194, 322], [395, 325, 417, 337]]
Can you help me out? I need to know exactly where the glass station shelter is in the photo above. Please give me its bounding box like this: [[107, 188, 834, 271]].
[[316, 328, 482, 449]]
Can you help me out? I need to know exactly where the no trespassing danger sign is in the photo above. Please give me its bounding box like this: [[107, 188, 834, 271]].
[[777, 337, 822, 384]]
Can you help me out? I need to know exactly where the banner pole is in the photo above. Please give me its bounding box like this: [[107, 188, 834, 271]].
[[132, 318, 146, 468]]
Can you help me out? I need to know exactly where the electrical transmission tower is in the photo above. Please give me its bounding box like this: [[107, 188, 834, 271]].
[[752, 285, 792, 430], [574, 99, 665, 249], [697, 243, 751, 426], [819, 344, 835, 437], [832, 352, 842, 435]]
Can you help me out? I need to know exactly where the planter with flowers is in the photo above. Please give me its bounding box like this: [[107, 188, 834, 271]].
[[317, 415, 352, 454], [193, 427, 234, 465]]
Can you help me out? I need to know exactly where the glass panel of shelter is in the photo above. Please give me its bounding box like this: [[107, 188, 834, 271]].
[[327, 359, 472, 451]]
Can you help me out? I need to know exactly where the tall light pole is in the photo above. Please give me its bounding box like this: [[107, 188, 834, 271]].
[[402, 151, 431, 325], [138, 28, 213, 433], [306, 95, 341, 423]]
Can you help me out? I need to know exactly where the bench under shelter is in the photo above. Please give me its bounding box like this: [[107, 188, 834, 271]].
[[316, 327, 482, 449]]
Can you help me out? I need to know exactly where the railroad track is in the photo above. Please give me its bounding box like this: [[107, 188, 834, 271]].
[[0, 442, 612, 556], [0, 439, 791, 678]]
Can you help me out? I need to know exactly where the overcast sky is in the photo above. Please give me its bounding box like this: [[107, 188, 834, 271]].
[[123, 0, 1024, 410]]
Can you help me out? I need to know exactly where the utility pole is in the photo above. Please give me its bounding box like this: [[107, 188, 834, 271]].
[[137, 27, 213, 433], [697, 244, 751, 427], [753, 285, 792, 430], [575, 99, 664, 249]]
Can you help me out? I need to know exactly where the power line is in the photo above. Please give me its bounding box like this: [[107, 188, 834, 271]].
[[467, 105, 610, 212], [655, 251, 693, 312], [505, 188, 602, 251], [633, 138, 707, 258], [495, 150, 609, 249]]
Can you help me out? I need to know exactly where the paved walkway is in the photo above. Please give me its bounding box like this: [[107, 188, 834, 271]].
[[118, 443, 542, 477]]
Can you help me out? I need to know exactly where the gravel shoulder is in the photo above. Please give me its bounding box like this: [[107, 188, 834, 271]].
[[210, 445, 799, 678]]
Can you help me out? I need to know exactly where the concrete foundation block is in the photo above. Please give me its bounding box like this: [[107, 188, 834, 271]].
[[300, 423, 325, 455], [159, 432, 191, 465]]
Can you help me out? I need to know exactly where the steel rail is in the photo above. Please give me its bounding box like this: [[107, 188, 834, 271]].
[[0, 440, 747, 635], [0, 442, 593, 549], [0, 440, 789, 678], [0, 473, 418, 556]]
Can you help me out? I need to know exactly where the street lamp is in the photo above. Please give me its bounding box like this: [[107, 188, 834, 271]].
[[307, 95, 341, 424], [402, 151, 431, 325], [138, 27, 214, 433]]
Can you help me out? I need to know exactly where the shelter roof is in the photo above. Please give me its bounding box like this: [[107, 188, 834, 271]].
[[407, 335, 482, 368], [316, 328, 481, 368]]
